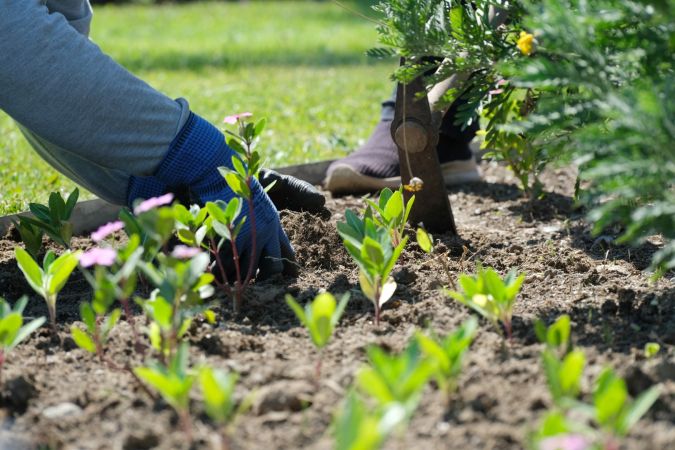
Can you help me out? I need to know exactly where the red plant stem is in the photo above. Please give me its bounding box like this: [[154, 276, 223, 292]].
[[504, 320, 513, 342], [179, 409, 194, 444], [229, 233, 243, 312], [48, 304, 57, 334], [210, 239, 232, 297], [0, 350, 5, 385], [315, 353, 323, 385], [244, 178, 257, 287], [219, 429, 230, 450]]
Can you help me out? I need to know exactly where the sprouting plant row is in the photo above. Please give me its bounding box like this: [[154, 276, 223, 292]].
[[6, 160, 663, 448]]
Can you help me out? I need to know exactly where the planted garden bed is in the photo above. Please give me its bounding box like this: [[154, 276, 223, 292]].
[[0, 162, 672, 450]]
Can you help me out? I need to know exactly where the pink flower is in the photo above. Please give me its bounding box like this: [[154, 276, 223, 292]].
[[489, 89, 504, 95], [539, 435, 591, 450], [497, 79, 508, 86], [133, 193, 175, 215], [171, 245, 202, 259], [91, 221, 125, 243], [80, 248, 117, 268], [223, 112, 253, 124]]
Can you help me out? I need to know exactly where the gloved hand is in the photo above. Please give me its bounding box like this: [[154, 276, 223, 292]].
[[128, 113, 296, 279], [259, 169, 327, 214]]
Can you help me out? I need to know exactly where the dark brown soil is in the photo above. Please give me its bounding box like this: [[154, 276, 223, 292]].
[[0, 162, 673, 450]]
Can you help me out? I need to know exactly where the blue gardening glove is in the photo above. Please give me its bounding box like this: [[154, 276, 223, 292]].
[[128, 113, 295, 279]]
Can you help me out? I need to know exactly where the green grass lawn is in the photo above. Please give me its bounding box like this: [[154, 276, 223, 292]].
[[0, 1, 394, 214]]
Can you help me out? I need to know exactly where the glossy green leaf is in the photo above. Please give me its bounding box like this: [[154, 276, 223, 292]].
[[15, 247, 44, 295]]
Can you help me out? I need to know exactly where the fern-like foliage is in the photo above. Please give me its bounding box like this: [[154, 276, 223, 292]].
[[505, 0, 674, 273], [372, 0, 674, 272]]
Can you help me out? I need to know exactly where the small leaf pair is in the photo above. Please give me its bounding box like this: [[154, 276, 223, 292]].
[[286, 292, 349, 350], [0, 297, 45, 379], [446, 264, 525, 340], [416, 317, 478, 398], [15, 248, 79, 328], [365, 187, 415, 246]]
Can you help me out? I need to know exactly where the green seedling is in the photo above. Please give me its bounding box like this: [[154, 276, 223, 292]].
[[356, 340, 433, 414], [0, 297, 45, 382], [138, 251, 214, 359], [200, 366, 239, 425], [19, 188, 79, 249], [592, 368, 661, 438], [205, 198, 247, 309], [532, 315, 662, 449], [338, 210, 407, 325], [71, 303, 121, 361], [219, 114, 271, 310], [78, 233, 145, 351], [446, 264, 525, 340], [536, 315, 583, 406], [333, 390, 407, 450], [416, 317, 477, 400], [12, 217, 44, 260], [135, 342, 196, 440], [365, 187, 415, 246], [286, 292, 350, 379], [173, 203, 209, 249], [15, 248, 79, 330], [542, 348, 586, 407], [416, 227, 433, 254], [644, 343, 660, 359], [536, 314, 572, 356]]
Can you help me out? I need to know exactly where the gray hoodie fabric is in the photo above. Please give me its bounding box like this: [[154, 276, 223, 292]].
[[0, 0, 190, 205]]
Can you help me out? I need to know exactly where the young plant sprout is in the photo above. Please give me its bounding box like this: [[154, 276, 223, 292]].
[[137, 250, 215, 360], [446, 264, 525, 340], [199, 366, 241, 448], [592, 368, 661, 440], [81, 227, 145, 350], [415, 317, 477, 401], [218, 113, 269, 311], [356, 340, 433, 415], [333, 390, 407, 450], [285, 292, 350, 379], [205, 198, 247, 310], [12, 217, 43, 260], [337, 210, 407, 325], [644, 342, 660, 359], [532, 316, 662, 450], [17, 188, 79, 249], [14, 248, 79, 330], [535, 314, 572, 357], [365, 187, 415, 246], [134, 342, 196, 441], [0, 297, 45, 382], [71, 302, 121, 361], [173, 203, 209, 249]]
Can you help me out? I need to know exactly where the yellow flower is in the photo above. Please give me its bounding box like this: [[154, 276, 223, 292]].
[[518, 31, 535, 56]]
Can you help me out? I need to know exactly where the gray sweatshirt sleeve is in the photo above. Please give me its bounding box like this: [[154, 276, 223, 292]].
[[0, 1, 190, 205], [45, 0, 93, 35]]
